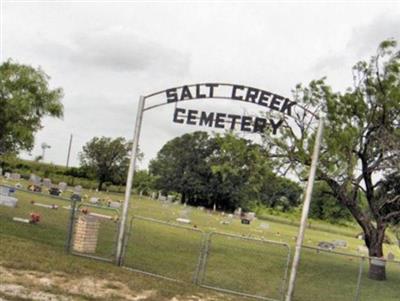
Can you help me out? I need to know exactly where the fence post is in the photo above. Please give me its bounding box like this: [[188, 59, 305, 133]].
[[65, 198, 77, 253], [354, 257, 364, 301], [194, 232, 212, 285]]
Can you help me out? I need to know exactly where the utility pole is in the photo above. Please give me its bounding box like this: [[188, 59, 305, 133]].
[[66, 134, 73, 168]]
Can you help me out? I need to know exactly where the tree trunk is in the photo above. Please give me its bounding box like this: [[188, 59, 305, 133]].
[[98, 180, 103, 191], [365, 223, 387, 281]]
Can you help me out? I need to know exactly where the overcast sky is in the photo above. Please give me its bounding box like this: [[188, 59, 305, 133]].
[[1, 0, 400, 168]]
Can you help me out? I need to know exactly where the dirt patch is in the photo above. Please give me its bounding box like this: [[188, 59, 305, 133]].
[[0, 265, 226, 301], [0, 265, 155, 300]]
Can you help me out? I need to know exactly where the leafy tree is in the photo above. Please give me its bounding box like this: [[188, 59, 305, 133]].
[[150, 131, 301, 211], [79, 137, 136, 191], [263, 40, 400, 280], [309, 182, 351, 222], [133, 170, 155, 195], [0, 60, 63, 154], [149, 131, 214, 204], [259, 176, 302, 212]]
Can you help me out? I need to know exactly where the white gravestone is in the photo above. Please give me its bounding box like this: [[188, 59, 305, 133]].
[[10, 173, 21, 180], [90, 197, 99, 204], [109, 201, 121, 209], [43, 178, 52, 188], [58, 182, 67, 191]]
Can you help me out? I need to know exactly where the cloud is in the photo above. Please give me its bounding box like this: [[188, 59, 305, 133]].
[[36, 27, 190, 75], [311, 13, 400, 78], [347, 14, 400, 56]]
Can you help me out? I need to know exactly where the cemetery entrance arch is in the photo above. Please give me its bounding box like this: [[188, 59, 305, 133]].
[[115, 83, 323, 301]]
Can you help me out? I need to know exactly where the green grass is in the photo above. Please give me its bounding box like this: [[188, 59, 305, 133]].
[[1, 178, 399, 301]]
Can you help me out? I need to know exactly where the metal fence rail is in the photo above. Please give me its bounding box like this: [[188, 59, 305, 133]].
[[198, 232, 291, 301], [122, 215, 205, 283]]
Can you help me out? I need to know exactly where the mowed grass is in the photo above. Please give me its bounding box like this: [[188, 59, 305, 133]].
[[0, 179, 399, 301]]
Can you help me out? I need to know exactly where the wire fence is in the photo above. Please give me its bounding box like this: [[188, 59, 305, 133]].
[[66, 203, 120, 262], [198, 232, 291, 301], [1, 186, 399, 301], [122, 215, 205, 282], [294, 246, 400, 301]]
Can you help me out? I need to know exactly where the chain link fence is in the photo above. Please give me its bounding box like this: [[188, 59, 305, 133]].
[[1, 188, 399, 301], [122, 215, 205, 282], [198, 232, 291, 301], [65, 203, 120, 262], [294, 246, 400, 301]]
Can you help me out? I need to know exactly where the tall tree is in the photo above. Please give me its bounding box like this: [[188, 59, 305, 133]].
[[149, 131, 214, 204], [263, 40, 400, 280], [0, 60, 63, 154], [79, 137, 135, 191], [149, 131, 301, 211]]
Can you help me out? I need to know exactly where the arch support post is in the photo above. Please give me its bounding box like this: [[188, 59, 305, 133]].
[[285, 117, 324, 301], [116, 95, 146, 266]]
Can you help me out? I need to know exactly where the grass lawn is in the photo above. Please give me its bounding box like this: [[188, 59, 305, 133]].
[[1, 178, 399, 301]]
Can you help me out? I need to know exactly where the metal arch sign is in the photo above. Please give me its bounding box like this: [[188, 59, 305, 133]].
[[116, 82, 324, 301], [141, 83, 305, 135]]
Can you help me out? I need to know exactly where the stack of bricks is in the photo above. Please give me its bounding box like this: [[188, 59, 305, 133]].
[[73, 215, 100, 253]]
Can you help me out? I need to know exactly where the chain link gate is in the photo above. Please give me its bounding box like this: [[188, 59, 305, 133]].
[[197, 232, 291, 301], [122, 215, 205, 283], [66, 201, 120, 262]]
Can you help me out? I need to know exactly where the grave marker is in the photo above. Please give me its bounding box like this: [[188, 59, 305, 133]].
[[58, 182, 67, 191], [10, 173, 21, 180], [43, 178, 52, 188]]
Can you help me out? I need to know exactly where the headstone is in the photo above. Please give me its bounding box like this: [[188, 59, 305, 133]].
[[227, 213, 233, 218], [387, 252, 395, 261], [74, 185, 82, 194], [30, 174, 41, 185], [167, 195, 175, 202], [234, 207, 242, 217], [4, 172, 11, 179], [333, 240, 347, 248], [0, 195, 18, 208], [89, 197, 99, 204], [151, 192, 156, 199], [43, 178, 52, 188], [0, 168, 2, 176], [260, 223, 270, 230], [58, 182, 67, 191], [0, 186, 12, 196], [318, 241, 335, 250], [109, 201, 121, 209], [10, 173, 20, 180]]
